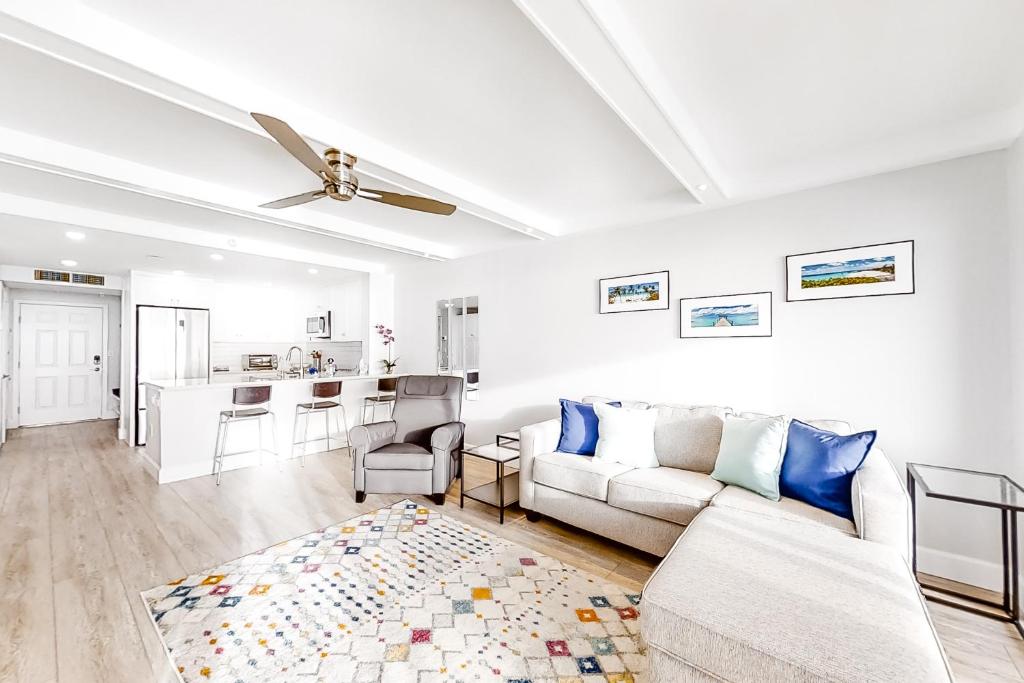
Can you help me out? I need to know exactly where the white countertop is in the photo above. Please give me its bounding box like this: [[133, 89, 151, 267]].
[[145, 372, 402, 392]]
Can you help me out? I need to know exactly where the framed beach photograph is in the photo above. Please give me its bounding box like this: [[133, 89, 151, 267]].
[[599, 270, 670, 314], [679, 291, 773, 338], [787, 240, 915, 302]]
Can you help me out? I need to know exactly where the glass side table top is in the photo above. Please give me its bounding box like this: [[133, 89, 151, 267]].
[[462, 443, 520, 463], [908, 463, 1024, 510]]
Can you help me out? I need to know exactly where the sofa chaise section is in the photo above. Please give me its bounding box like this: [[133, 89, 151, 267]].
[[641, 506, 952, 682]]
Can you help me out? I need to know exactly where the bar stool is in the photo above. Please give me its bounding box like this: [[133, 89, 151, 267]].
[[213, 385, 278, 485], [361, 376, 398, 424], [292, 380, 350, 465]]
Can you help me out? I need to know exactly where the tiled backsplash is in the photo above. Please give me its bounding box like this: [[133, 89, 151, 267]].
[[211, 341, 364, 373]]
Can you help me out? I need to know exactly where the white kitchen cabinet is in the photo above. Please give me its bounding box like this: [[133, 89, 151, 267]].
[[328, 278, 367, 342], [132, 272, 214, 309], [212, 283, 317, 343]]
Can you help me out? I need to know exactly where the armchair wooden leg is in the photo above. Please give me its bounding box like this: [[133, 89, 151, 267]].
[[526, 511, 542, 522], [355, 491, 366, 503], [430, 493, 446, 506]]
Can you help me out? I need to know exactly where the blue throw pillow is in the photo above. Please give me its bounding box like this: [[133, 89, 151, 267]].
[[780, 419, 876, 520], [557, 399, 621, 455]]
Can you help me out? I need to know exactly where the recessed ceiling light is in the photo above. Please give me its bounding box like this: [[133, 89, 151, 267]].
[[65, 231, 85, 241], [696, 183, 709, 192], [172, 270, 185, 276], [307, 268, 319, 275], [60, 259, 78, 267], [227, 238, 238, 247], [210, 253, 224, 261]]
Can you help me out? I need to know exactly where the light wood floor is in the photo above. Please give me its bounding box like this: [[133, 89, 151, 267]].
[[0, 420, 1020, 682]]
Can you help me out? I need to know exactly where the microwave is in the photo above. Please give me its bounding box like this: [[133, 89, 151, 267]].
[[307, 311, 332, 339]]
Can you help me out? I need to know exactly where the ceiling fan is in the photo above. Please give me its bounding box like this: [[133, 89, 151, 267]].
[[251, 112, 456, 216]]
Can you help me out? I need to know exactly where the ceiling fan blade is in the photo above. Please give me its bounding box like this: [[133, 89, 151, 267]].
[[259, 190, 326, 209], [357, 188, 456, 216], [251, 112, 338, 183]]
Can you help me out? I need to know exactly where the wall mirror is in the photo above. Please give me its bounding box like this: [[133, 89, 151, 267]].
[[436, 296, 479, 401]]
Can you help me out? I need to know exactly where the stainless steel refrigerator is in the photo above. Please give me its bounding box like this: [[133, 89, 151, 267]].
[[135, 305, 210, 445]]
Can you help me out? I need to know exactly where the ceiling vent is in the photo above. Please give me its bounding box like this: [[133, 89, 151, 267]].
[[34, 269, 106, 286]]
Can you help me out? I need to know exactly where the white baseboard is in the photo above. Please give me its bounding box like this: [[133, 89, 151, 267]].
[[917, 545, 1006, 592], [151, 449, 326, 484], [138, 447, 160, 481]]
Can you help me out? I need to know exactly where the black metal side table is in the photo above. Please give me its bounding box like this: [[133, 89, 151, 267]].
[[907, 462, 1023, 637], [460, 439, 520, 524]]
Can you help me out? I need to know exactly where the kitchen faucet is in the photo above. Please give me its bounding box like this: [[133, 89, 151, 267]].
[[285, 346, 304, 374]]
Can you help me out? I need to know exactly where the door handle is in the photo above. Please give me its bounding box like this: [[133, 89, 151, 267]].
[[93, 367, 101, 372]]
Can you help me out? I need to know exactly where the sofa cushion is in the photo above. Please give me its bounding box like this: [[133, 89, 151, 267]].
[[363, 442, 433, 470], [641, 507, 952, 682], [653, 404, 729, 473], [557, 398, 620, 455], [780, 419, 876, 521], [532, 451, 634, 501], [608, 468, 724, 525], [710, 414, 788, 500], [594, 403, 659, 468], [711, 484, 856, 535], [583, 395, 650, 410]]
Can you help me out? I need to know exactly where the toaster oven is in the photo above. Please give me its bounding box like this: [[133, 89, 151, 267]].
[[242, 354, 278, 372]]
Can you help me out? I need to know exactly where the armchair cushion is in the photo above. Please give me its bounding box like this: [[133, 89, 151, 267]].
[[364, 443, 433, 470]]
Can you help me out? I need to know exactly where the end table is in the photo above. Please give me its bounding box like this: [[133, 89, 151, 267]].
[[907, 462, 1023, 637], [460, 433, 520, 523]]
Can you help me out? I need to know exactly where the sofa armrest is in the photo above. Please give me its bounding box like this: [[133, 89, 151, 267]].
[[852, 446, 912, 562], [349, 420, 397, 491], [430, 421, 465, 493], [518, 418, 561, 510]]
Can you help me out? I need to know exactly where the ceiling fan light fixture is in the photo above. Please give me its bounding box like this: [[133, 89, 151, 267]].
[[252, 112, 457, 216]]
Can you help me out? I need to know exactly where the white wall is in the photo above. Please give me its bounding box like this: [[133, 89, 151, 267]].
[[394, 151, 1014, 587], [1009, 136, 1024, 468]]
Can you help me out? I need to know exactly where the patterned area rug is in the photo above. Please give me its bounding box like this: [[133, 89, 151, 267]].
[[142, 500, 646, 682]]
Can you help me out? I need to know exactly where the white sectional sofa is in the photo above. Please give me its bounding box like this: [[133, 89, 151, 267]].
[[518, 398, 953, 682]]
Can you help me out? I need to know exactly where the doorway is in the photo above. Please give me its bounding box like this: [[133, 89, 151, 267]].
[[17, 303, 105, 426]]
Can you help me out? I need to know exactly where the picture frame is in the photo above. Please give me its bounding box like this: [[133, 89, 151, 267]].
[[679, 291, 773, 338], [599, 270, 670, 314], [786, 240, 915, 302]]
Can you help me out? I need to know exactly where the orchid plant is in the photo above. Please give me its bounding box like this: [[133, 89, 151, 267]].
[[375, 323, 399, 373]]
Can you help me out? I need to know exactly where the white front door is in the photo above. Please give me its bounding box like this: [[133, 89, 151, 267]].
[[18, 303, 104, 426]]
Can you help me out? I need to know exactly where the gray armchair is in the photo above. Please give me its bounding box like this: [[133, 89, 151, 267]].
[[349, 375, 464, 505]]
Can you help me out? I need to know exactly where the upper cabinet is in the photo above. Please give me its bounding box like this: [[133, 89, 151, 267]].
[[328, 277, 367, 342], [211, 282, 314, 343], [132, 272, 214, 309]]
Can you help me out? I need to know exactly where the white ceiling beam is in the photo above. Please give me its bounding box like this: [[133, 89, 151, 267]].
[[0, 126, 450, 260], [0, 192, 387, 273], [0, 3, 557, 238], [513, 0, 727, 204]]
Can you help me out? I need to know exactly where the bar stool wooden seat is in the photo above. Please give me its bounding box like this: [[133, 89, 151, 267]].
[[361, 376, 398, 424], [213, 385, 278, 485], [292, 380, 350, 465]]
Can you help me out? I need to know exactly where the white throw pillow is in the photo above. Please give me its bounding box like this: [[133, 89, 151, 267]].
[[710, 414, 788, 500], [593, 403, 659, 468]]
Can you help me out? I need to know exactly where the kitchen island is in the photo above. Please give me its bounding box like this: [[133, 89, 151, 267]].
[[142, 374, 399, 483]]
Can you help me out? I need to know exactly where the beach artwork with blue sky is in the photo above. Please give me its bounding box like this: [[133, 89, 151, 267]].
[[801, 255, 896, 289], [608, 281, 660, 304], [691, 304, 759, 328]]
